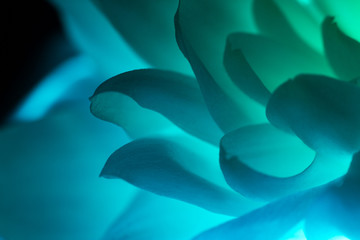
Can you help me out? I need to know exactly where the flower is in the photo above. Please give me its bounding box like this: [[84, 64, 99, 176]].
[[88, 0, 360, 239]]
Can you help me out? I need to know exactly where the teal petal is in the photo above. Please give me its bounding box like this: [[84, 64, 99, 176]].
[[100, 138, 261, 216], [252, 0, 307, 48], [175, 0, 267, 129], [267, 74, 360, 155], [90, 69, 222, 144], [322, 17, 360, 80], [315, 0, 360, 43], [223, 34, 270, 106], [0, 105, 136, 240], [272, 0, 324, 53], [102, 191, 231, 240], [193, 187, 323, 240], [175, 6, 265, 133], [223, 33, 332, 92], [91, 0, 192, 74], [220, 124, 346, 201]]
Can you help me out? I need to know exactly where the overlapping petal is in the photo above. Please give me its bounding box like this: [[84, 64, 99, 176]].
[[267, 74, 360, 154], [322, 17, 360, 81], [219, 124, 349, 201], [90, 69, 222, 144], [100, 138, 261, 216]]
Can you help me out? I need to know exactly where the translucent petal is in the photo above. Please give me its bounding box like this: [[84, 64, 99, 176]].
[[220, 124, 348, 201], [267, 74, 360, 154], [175, 6, 265, 133], [102, 191, 232, 240], [0, 105, 136, 240], [223, 35, 270, 106], [252, 0, 308, 48], [315, 0, 360, 43], [193, 187, 323, 240], [272, 0, 324, 53], [90, 69, 222, 144], [100, 138, 261, 216], [175, 0, 267, 130], [91, 0, 192, 74], [224, 33, 333, 92], [322, 17, 360, 80]]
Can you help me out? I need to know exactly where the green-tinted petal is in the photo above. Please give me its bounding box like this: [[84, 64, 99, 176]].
[[272, 0, 324, 53], [102, 191, 231, 240], [252, 0, 307, 48], [267, 74, 360, 154], [322, 17, 360, 80], [224, 33, 332, 92], [220, 124, 347, 201], [101, 138, 261, 216], [175, 5, 266, 133], [315, 0, 360, 43], [90, 69, 222, 144], [224, 35, 270, 106], [193, 187, 323, 240], [176, 0, 267, 130], [91, 0, 192, 74]]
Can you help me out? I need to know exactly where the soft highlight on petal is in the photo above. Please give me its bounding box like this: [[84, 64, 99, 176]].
[[322, 17, 360, 80], [90, 69, 222, 144], [267, 74, 360, 154], [100, 138, 261, 216]]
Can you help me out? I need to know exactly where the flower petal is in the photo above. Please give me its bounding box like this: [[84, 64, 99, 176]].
[[272, 0, 324, 53], [90, 69, 222, 144], [322, 17, 360, 80], [224, 33, 332, 92], [223, 34, 271, 106], [102, 191, 232, 240], [315, 0, 360, 43], [175, 0, 267, 132], [100, 138, 261, 216], [267, 74, 360, 154], [252, 0, 307, 48], [193, 187, 323, 240], [220, 124, 347, 201], [91, 0, 192, 74], [175, 5, 266, 133]]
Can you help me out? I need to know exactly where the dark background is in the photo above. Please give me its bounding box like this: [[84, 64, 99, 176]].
[[1, 1, 76, 124]]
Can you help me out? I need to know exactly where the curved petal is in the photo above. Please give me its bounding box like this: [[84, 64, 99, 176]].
[[175, 5, 266, 133], [220, 124, 349, 201], [193, 187, 324, 240], [272, 0, 324, 53], [322, 17, 360, 80], [90, 69, 223, 144], [252, 0, 308, 48], [223, 35, 271, 106], [175, 0, 267, 132], [224, 33, 333, 92], [100, 138, 262, 216], [91, 0, 192, 74], [267, 74, 360, 155], [315, 0, 360, 43], [102, 191, 232, 240]]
